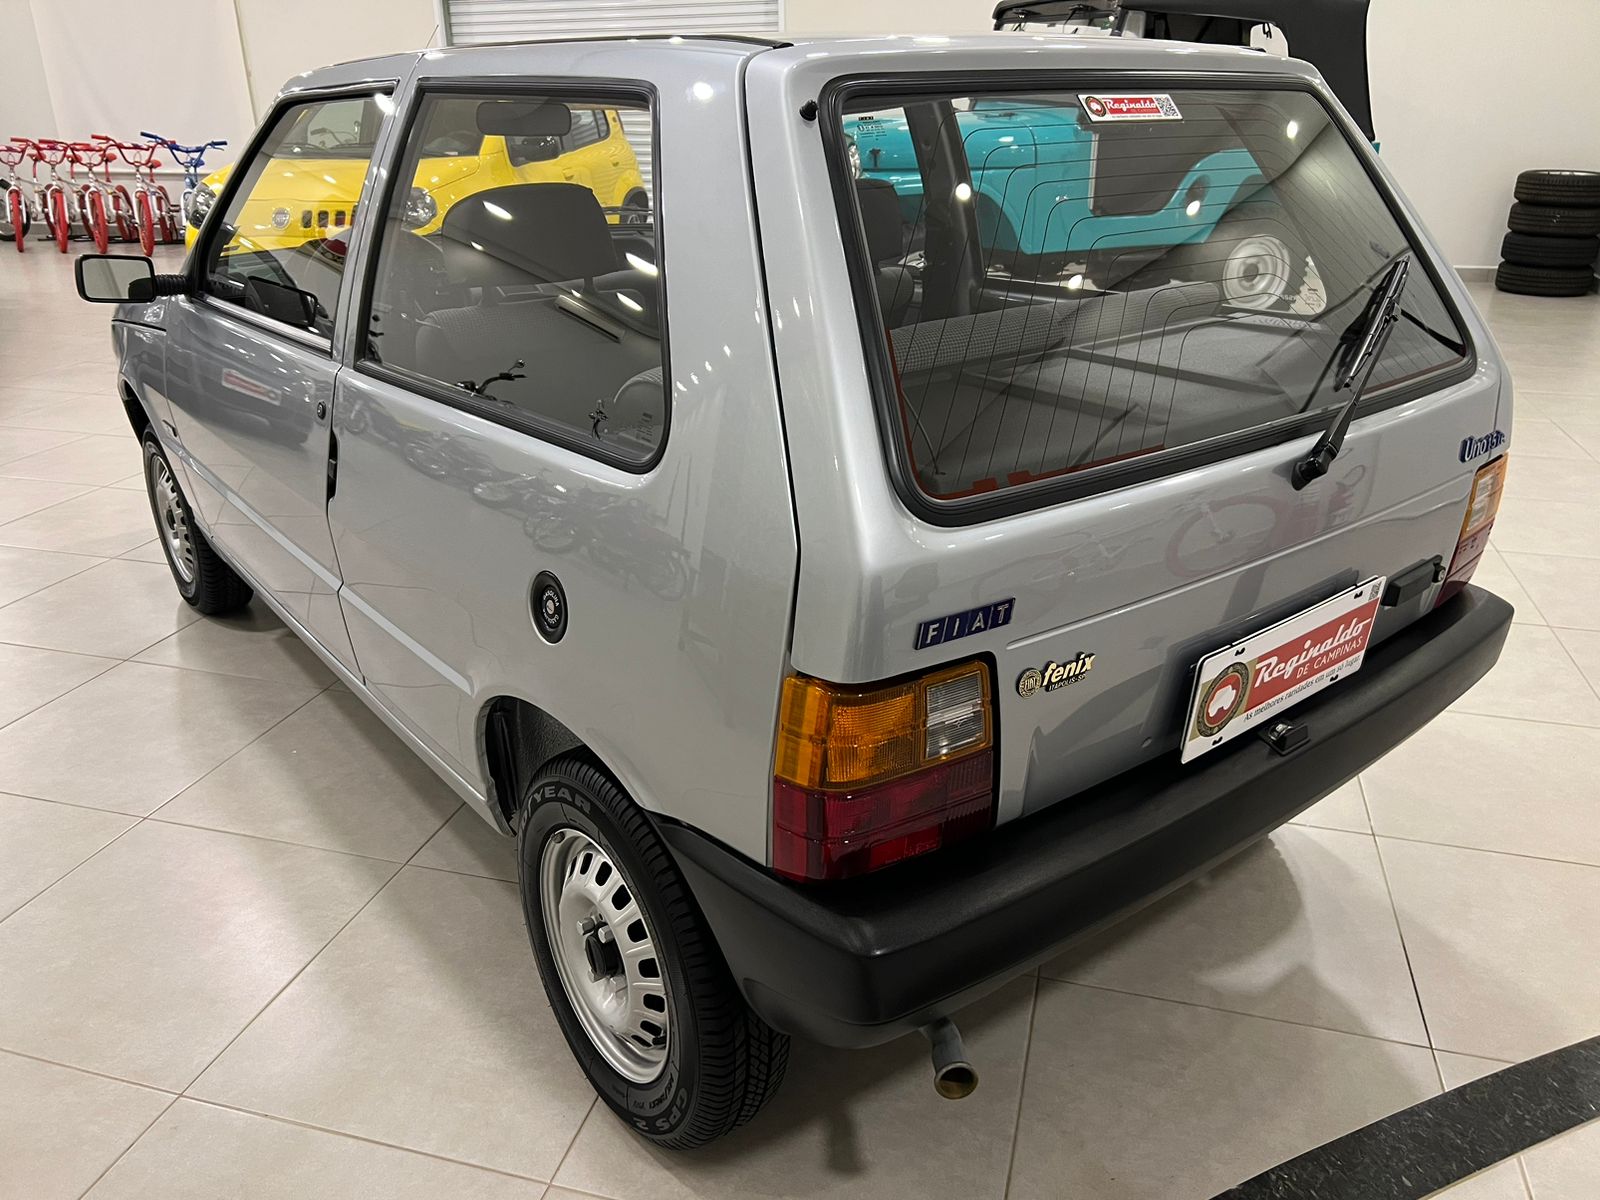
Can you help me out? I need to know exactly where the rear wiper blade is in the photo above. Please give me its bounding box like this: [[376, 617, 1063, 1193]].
[[1291, 256, 1410, 491]]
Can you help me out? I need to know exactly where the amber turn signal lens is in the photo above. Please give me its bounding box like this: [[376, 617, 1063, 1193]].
[[774, 663, 993, 791], [772, 662, 997, 880], [1460, 454, 1508, 542], [1437, 454, 1508, 608]]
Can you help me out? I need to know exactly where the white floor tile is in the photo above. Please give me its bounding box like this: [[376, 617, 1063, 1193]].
[[555, 977, 1036, 1200], [0, 792, 135, 920], [156, 690, 458, 861], [84, 1100, 546, 1199], [0, 476, 96, 526], [133, 602, 334, 689], [1522, 1118, 1600, 1200], [1499, 553, 1600, 630], [1424, 1161, 1532, 1199], [1510, 418, 1588, 460], [1555, 627, 1600, 694], [411, 805, 518, 882], [0, 558, 198, 658], [0, 821, 394, 1090], [0, 1051, 171, 1200], [0, 660, 320, 815], [1044, 826, 1428, 1044], [0, 486, 157, 558], [0, 426, 84, 466], [1006, 983, 1439, 1200], [1289, 778, 1371, 834], [191, 866, 597, 1181], [1435, 1050, 1514, 1090], [0, 432, 143, 486], [1364, 713, 1600, 865], [1471, 548, 1544, 624], [1450, 623, 1600, 727], [0, 641, 118, 730], [1379, 838, 1600, 1062]]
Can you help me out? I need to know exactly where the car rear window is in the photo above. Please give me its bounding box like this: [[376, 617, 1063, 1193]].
[[835, 84, 1471, 508]]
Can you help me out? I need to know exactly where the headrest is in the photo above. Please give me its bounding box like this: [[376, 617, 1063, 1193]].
[[440, 183, 617, 287], [855, 178, 905, 265]]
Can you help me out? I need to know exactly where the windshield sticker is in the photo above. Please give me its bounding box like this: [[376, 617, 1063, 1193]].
[[1016, 652, 1096, 697], [1080, 93, 1183, 122], [915, 598, 1015, 650]]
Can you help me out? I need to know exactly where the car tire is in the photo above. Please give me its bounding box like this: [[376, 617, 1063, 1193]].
[[1500, 232, 1600, 269], [519, 756, 789, 1148], [1136, 200, 1309, 311], [1507, 202, 1600, 238], [1514, 170, 1600, 209], [1494, 262, 1598, 298], [141, 430, 253, 614]]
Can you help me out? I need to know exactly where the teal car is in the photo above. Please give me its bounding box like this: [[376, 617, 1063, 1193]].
[[844, 96, 1298, 308]]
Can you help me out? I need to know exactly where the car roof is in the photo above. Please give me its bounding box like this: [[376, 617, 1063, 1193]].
[[280, 31, 1314, 99]]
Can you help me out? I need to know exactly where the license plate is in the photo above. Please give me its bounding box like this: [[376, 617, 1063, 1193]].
[[1181, 577, 1385, 763]]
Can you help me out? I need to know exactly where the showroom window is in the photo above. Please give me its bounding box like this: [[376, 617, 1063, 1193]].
[[361, 91, 666, 466], [200, 93, 389, 340]]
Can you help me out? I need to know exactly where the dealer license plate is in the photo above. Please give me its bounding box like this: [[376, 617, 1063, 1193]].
[[1181, 577, 1385, 763]]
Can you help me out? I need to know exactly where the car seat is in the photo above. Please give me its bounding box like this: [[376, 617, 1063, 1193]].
[[415, 183, 663, 444], [856, 178, 916, 327]]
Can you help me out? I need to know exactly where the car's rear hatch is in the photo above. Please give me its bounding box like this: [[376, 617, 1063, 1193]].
[[749, 44, 1507, 829]]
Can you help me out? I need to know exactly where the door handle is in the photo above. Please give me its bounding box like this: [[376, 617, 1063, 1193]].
[[315, 400, 328, 422]]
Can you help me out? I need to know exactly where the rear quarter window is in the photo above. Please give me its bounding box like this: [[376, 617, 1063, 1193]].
[[834, 83, 1471, 509]]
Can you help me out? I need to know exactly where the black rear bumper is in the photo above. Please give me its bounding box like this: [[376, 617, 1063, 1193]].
[[664, 586, 1513, 1048]]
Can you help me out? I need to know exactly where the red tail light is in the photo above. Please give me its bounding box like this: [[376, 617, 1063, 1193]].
[[771, 663, 996, 881], [1436, 455, 1508, 608]]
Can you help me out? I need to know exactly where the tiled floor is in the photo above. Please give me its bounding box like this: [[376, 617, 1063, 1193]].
[[2, 244, 1598, 1200]]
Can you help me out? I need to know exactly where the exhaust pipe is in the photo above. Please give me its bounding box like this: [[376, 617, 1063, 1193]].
[[920, 1018, 978, 1099]]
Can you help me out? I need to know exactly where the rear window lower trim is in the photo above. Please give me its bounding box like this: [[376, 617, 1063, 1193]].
[[817, 69, 1478, 527]]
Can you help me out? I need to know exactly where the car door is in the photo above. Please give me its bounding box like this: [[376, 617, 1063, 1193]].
[[328, 83, 675, 781], [163, 89, 392, 672]]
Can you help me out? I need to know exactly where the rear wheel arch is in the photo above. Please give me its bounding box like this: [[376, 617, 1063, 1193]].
[[478, 695, 589, 828], [119, 378, 152, 439]]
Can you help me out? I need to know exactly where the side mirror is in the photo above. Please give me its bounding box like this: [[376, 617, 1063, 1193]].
[[76, 254, 157, 303], [243, 275, 320, 330]]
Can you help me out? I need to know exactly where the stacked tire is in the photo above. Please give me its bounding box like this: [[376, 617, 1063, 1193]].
[[1496, 170, 1600, 297]]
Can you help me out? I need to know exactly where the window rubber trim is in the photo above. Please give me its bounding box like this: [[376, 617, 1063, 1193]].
[[817, 69, 1479, 528], [185, 79, 399, 355], [347, 75, 669, 476]]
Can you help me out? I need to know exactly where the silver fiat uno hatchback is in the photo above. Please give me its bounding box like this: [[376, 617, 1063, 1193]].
[[77, 33, 1513, 1146]]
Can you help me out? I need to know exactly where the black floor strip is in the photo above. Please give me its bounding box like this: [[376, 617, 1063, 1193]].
[[1215, 1034, 1600, 1200]]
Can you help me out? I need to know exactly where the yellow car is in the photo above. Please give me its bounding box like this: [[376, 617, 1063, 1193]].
[[188, 99, 647, 251]]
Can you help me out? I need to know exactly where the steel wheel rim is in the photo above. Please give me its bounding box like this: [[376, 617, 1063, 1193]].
[[1223, 234, 1293, 309], [540, 828, 670, 1083], [148, 455, 196, 585]]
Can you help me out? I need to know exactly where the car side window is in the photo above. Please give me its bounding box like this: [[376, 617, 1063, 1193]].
[[564, 109, 609, 151], [201, 93, 388, 339], [362, 91, 665, 465]]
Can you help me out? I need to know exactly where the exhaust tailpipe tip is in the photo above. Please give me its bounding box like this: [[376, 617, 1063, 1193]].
[[921, 1018, 979, 1100]]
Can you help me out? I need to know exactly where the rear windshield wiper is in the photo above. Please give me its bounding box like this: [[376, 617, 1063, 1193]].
[[1292, 256, 1410, 491]]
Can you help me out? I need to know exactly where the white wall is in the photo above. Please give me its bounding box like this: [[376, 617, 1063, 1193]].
[[235, 0, 440, 115], [0, 0, 59, 134], [1369, 0, 1600, 267], [782, 0, 1600, 268], [0, 0, 437, 179]]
